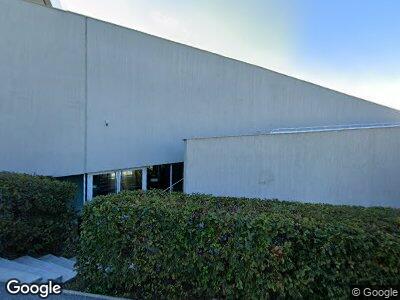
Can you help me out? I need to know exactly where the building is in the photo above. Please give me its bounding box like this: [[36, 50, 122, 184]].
[[25, 0, 62, 9], [25, 0, 52, 7], [1, 0, 399, 208], [184, 124, 400, 207]]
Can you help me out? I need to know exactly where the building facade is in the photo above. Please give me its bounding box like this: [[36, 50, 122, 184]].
[[184, 124, 400, 207], [1, 0, 399, 208]]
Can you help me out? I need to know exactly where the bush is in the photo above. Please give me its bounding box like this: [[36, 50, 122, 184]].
[[77, 190, 400, 299], [0, 172, 79, 258]]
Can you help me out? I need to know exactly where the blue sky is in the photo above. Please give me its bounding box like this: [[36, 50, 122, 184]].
[[58, 0, 400, 109], [297, 0, 400, 74]]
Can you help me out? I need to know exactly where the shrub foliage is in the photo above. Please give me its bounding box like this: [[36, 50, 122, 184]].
[[0, 172, 79, 258], [78, 190, 400, 299]]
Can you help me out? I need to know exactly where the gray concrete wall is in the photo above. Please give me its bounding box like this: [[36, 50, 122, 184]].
[[0, 0, 86, 176], [1, 0, 400, 177], [184, 126, 400, 207], [85, 19, 400, 173]]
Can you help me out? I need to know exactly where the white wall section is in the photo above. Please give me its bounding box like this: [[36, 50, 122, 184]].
[[85, 18, 400, 173], [1, 0, 400, 177], [0, 0, 86, 176], [184, 126, 400, 207]]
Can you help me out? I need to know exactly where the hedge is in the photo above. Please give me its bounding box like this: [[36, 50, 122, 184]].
[[0, 172, 79, 258], [77, 190, 400, 299]]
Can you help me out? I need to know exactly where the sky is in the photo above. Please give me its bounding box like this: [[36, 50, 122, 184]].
[[57, 0, 400, 110]]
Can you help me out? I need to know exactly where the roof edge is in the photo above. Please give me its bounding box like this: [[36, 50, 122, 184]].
[[18, 0, 399, 113], [184, 123, 400, 141]]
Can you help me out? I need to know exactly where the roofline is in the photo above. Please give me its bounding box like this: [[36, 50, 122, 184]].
[[24, 0, 53, 7], [269, 122, 400, 134], [19, 0, 400, 112], [184, 123, 400, 141]]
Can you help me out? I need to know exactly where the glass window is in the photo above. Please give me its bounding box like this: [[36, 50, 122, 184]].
[[92, 172, 116, 197], [146, 163, 184, 192], [147, 164, 170, 190], [171, 162, 184, 192], [121, 169, 142, 191]]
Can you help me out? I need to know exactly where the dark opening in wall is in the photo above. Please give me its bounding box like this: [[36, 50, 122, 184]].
[[121, 169, 142, 191], [172, 162, 184, 191], [86, 163, 184, 202], [147, 162, 184, 192], [93, 172, 116, 197], [147, 165, 170, 190]]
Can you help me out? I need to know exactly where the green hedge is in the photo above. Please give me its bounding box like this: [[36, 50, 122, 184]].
[[0, 172, 79, 258], [77, 190, 400, 299]]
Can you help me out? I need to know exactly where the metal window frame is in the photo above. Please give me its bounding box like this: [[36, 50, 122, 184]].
[[85, 167, 148, 201]]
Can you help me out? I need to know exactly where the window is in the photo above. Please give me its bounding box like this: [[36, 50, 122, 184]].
[[147, 164, 170, 190], [147, 163, 184, 192], [92, 172, 116, 197], [87, 163, 184, 201], [121, 169, 142, 191], [171, 162, 184, 192]]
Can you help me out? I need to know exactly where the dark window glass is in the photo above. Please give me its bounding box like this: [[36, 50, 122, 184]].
[[93, 173, 116, 197], [147, 164, 170, 190], [121, 169, 142, 191], [171, 162, 184, 192]]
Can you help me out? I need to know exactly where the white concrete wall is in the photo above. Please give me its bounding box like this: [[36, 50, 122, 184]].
[[1, 0, 400, 177], [184, 126, 400, 207], [85, 19, 400, 173], [0, 0, 86, 176]]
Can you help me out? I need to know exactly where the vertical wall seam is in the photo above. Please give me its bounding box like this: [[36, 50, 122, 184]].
[[84, 17, 88, 174], [83, 17, 88, 203]]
